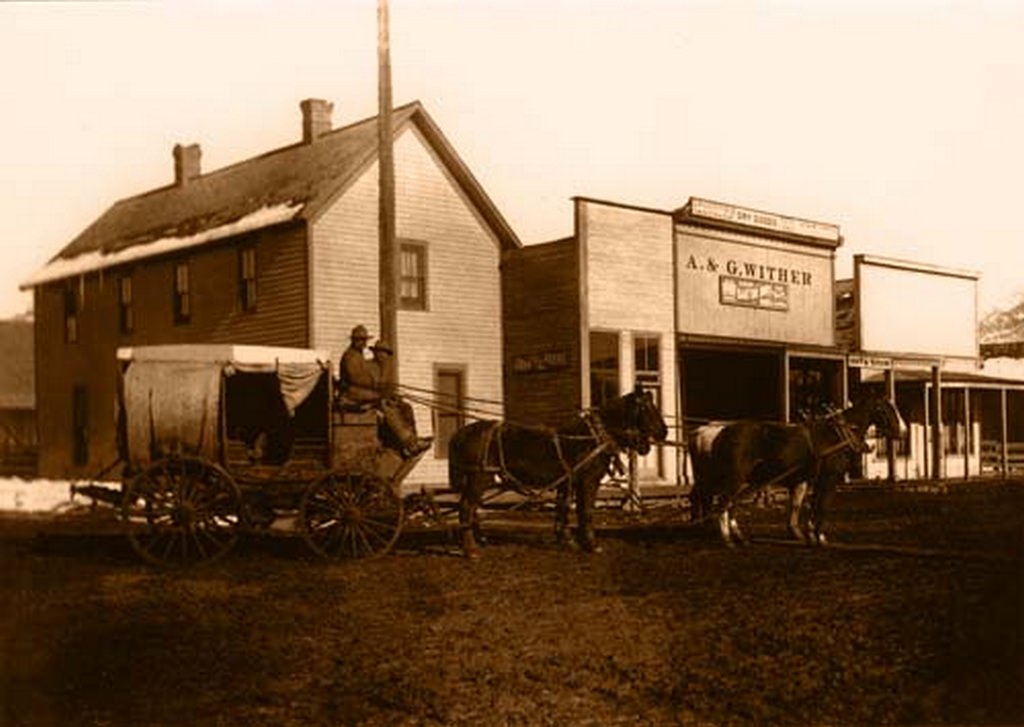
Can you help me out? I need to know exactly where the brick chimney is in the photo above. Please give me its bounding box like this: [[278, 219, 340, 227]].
[[300, 98, 333, 143], [173, 143, 201, 186]]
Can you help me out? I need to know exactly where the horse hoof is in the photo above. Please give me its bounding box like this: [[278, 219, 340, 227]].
[[558, 538, 580, 552], [579, 540, 603, 555], [463, 548, 482, 560]]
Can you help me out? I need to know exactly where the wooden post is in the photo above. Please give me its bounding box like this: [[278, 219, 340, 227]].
[[782, 351, 791, 423], [1001, 387, 1009, 477], [885, 365, 896, 484], [931, 365, 943, 480], [627, 449, 640, 513], [923, 383, 930, 480], [378, 0, 398, 388], [963, 387, 970, 479]]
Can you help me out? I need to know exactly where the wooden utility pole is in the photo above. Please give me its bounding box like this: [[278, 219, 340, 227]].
[[378, 0, 398, 386]]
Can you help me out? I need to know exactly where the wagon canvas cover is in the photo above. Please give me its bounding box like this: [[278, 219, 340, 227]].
[[118, 345, 328, 465]]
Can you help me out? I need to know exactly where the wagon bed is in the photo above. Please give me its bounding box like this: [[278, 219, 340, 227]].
[[105, 344, 426, 565]]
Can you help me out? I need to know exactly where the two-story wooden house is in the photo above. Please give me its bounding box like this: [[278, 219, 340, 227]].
[[22, 99, 519, 485]]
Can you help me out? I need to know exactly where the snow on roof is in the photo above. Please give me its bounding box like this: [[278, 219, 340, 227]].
[[20, 202, 303, 290], [116, 343, 330, 367]]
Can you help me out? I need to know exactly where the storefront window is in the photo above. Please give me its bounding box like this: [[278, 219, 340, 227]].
[[589, 331, 619, 409]]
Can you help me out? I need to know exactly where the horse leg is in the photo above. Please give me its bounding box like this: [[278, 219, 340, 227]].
[[554, 479, 576, 549], [458, 481, 482, 559], [716, 508, 736, 547], [575, 478, 601, 554], [788, 481, 810, 544], [728, 512, 747, 545], [810, 478, 835, 546]]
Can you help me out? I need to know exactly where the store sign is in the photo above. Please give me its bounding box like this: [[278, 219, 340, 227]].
[[512, 348, 570, 374], [848, 355, 892, 369], [688, 197, 841, 244], [720, 276, 788, 311], [675, 228, 835, 346], [683, 255, 814, 287]]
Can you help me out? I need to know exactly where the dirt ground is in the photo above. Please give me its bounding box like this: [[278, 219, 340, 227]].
[[1, 482, 1022, 727]]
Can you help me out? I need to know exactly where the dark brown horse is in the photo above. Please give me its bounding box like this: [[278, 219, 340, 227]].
[[448, 386, 668, 558], [688, 395, 906, 546]]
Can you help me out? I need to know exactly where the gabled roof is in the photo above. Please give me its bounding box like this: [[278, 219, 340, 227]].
[[22, 101, 520, 288], [0, 319, 34, 409]]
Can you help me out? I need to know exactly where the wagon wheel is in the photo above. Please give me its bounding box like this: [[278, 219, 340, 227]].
[[300, 472, 404, 559], [121, 455, 244, 566]]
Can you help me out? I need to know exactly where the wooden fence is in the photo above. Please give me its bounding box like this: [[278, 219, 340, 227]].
[[980, 440, 1024, 475]]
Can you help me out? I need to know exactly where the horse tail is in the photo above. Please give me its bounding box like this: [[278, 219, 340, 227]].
[[447, 420, 499, 495], [448, 425, 468, 495]]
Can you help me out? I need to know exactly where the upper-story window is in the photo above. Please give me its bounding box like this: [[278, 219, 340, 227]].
[[63, 284, 79, 344], [173, 261, 191, 325], [118, 274, 134, 334], [399, 241, 427, 311], [238, 246, 257, 312]]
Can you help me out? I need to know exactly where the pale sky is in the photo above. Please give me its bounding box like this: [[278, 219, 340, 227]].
[[2, 0, 1022, 320]]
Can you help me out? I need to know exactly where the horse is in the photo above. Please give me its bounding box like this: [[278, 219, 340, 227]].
[[688, 395, 906, 547], [447, 385, 668, 558]]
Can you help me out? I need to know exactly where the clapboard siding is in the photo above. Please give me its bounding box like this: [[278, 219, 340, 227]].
[[311, 126, 504, 487], [502, 239, 582, 428], [582, 201, 675, 333], [579, 200, 679, 482], [34, 225, 309, 478]]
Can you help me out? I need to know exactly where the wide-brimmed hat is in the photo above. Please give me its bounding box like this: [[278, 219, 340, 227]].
[[370, 340, 394, 355], [350, 324, 370, 341]]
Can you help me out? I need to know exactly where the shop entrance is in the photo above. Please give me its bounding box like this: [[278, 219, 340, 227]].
[[680, 346, 783, 426]]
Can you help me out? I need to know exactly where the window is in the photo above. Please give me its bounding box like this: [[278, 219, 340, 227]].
[[434, 368, 464, 458], [173, 261, 191, 324], [63, 284, 78, 343], [634, 333, 664, 477], [118, 274, 134, 334], [399, 242, 427, 311], [589, 331, 619, 409], [238, 246, 257, 312], [634, 334, 661, 389], [72, 384, 89, 466]]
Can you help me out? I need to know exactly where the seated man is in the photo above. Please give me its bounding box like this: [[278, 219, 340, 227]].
[[369, 341, 432, 457], [337, 324, 430, 457], [338, 324, 378, 407]]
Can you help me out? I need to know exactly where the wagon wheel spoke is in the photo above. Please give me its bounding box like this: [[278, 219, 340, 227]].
[[300, 473, 404, 559], [121, 456, 243, 566]]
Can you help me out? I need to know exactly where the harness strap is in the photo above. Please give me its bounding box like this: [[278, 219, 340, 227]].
[[481, 411, 623, 498]]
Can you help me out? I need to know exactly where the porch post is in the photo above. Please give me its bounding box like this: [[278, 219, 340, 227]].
[[1001, 387, 1009, 477], [963, 387, 970, 479], [885, 365, 896, 483], [923, 383, 930, 480], [931, 365, 943, 480], [783, 351, 791, 423]]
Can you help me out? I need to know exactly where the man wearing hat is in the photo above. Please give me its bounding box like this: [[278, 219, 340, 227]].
[[370, 340, 431, 457], [337, 325, 430, 456], [338, 324, 377, 404]]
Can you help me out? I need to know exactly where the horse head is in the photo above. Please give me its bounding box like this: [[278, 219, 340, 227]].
[[597, 384, 668, 455], [839, 395, 906, 450], [868, 395, 907, 440]]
